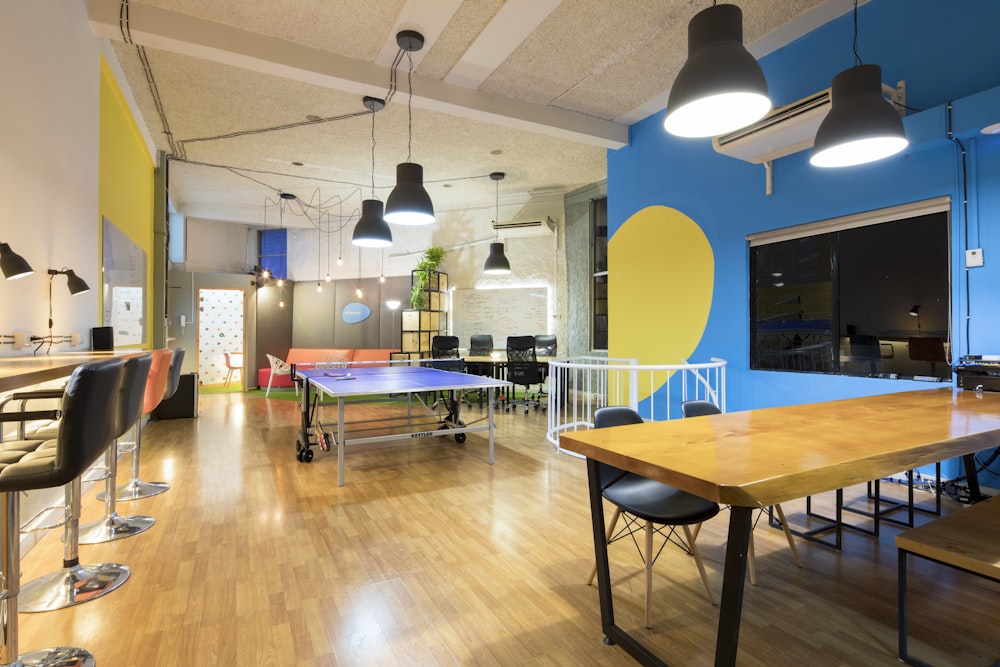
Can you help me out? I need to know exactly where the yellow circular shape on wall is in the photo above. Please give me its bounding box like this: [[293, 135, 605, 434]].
[[608, 205, 714, 399]]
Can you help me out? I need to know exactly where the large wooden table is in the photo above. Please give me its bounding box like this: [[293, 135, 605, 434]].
[[0, 351, 126, 393], [559, 387, 1000, 667]]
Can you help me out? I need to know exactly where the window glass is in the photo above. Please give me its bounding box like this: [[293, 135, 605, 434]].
[[750, 211, 950, 380]]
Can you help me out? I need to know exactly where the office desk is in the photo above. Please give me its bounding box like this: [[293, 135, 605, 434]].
[[0, 351, 124, 393], [559, 387, 1000, 667]]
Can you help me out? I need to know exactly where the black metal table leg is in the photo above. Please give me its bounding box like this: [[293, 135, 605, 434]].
[[715, 506, 753, 667], [585, 458, 667, 666], [963, 453, 986, 502]]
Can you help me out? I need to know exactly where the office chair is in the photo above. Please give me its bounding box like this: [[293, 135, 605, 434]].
[[586, 406, 719, 628], [430, 335, 463, 370], [680, 400, 802, 585], [466, 334, 495, 407], [428, 335, 467, 414], [505, 335, 544, 413], [533, 334, 557, 402], [534, 334, 557, 357]]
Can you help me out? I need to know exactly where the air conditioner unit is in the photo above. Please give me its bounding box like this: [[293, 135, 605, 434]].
[[712, 88, 831, 164], [492, 216, 555, 237]]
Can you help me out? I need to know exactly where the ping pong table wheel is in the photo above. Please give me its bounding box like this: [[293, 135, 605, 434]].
[[454, 433, 466, 444], [303, 449, 314, 462]]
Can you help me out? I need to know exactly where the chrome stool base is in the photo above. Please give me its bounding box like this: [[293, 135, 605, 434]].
[[101, 478, 170, 501], [77, 512, 154, 544], [16, 646, 96, 667], [18, 563, 131, 612]]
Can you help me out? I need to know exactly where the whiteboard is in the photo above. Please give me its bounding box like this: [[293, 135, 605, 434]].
[[452, 287, 548, 351]]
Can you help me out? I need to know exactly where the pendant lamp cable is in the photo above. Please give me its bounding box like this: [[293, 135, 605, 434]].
[[371, 107, 377, 197], [494, 177, 500, 239], [406, 51, 413, 162], [852, 0, 861, 66]]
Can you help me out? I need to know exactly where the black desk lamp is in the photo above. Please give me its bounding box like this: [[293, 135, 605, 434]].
[[1, 242, 34, 280], [30, 268, 91, 354]]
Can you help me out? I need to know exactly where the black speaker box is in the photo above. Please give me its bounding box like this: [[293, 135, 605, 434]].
[[91, 326, 114, 351]]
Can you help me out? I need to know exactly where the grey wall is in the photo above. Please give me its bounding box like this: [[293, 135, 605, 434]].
[[291, 275, 409, 350], [565, 180, 606, 358]]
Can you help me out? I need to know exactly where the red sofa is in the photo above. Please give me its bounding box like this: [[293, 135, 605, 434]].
[[257, 348, 397, 390]]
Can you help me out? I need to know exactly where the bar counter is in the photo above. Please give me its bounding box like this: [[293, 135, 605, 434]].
[[0, 351, 128, 393]]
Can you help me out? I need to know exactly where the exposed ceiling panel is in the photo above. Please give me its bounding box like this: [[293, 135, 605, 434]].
[[89, 0, 850, 235]]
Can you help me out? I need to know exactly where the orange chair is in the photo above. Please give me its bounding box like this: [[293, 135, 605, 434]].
[[106, 347, 172, 501]]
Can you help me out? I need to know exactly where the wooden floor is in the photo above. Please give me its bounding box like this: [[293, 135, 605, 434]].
[[16, 391, 1000, 666]]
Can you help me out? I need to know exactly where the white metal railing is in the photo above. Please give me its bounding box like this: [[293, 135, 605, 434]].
[[545, 356, 727, 456]]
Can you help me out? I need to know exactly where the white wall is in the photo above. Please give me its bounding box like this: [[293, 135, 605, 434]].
[[183, 217, 259, 274], [0, 0, 103, 356]]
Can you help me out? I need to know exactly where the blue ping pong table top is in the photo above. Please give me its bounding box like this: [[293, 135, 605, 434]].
[[297, 364, 510, 397]]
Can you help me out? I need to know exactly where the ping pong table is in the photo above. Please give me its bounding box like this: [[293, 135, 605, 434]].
[[293, 363, 511, 485]]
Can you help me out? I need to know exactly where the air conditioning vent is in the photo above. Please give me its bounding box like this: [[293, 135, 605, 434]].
[[712, 89, 831, 164], [492, 216, 555, 237]]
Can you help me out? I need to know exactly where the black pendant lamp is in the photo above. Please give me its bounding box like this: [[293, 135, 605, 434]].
[[384, 31, 435, 226], [353, 199, 393, 248], [663, 4, 771, 138], [0, 242, 33, 279], [810, 1, 907, 167], [810, 67, 908, 168], [483, 172, 511, 275], [353, 96, 393, 248]]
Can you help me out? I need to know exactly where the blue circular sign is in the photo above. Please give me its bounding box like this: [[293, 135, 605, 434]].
[[342, 302, 371, 324]]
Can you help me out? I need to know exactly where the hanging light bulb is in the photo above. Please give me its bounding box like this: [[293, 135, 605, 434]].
[[483, 172, 511, 275], [279, 299, 285, 309], [384, 31, 435, 226], [276, 278, 284, 287], [317, 282, 322, 293], [355, 286, 363, 298]]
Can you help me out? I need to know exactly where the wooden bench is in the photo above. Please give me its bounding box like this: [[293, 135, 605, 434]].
[[896, 494, 1000, 666]]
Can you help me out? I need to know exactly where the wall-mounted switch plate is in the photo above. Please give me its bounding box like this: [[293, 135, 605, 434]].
[[966, 248, 984, 268]]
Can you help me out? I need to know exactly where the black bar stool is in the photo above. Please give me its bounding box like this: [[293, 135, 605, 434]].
[[0, 357, 123, 666], [18, 357, 133, 612], [79, 353, 155, 543]]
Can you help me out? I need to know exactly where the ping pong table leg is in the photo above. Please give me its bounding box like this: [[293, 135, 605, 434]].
[[337, 397, 345, 487], [487, 387, 495, 464]]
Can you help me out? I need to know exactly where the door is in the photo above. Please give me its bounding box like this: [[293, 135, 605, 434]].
[[198, 288, 245, 388]]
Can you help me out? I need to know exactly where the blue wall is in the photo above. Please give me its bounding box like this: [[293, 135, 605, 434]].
[[608, 0, 1000, 481]]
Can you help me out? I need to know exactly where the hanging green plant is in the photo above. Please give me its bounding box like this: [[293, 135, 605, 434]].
[[409, 246, 446, 309]]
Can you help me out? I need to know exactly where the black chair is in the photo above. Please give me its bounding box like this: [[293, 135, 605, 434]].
[[534, 334, 557, 357], [429, 335, 463, 372], [428, 335, 466, 413], [534, 334, 557, 402], [505, 335, 545, 413], [585, 406, 719, 628], [0, 358, 124, 665], [466, 335, 495, 408], [680, 400, 801, 584]]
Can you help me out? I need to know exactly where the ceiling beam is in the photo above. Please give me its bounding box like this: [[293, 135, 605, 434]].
[[88, 0, 627, 148]]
